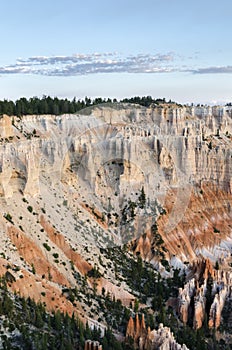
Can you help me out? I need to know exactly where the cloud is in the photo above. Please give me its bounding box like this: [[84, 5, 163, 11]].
[[0, 52, 176, 77], [0, 66, 31, 74], [192, 66, 232, 74], [1, 53, 231, 77]]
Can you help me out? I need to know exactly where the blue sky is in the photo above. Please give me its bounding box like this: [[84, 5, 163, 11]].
[[0, 0, 231, 104]]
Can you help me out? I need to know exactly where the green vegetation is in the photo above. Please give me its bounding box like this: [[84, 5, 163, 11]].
[[215, 261, 220, 272], [31, 263, 36, 275], [63, 199, 68, 206], [138, 186, 146, 209], [0, 275, 127, 349], [121, 96, 180, 106], [100, 246, 184, 306], [87, 265, 102, 279], [27, 205, 33, 213], [43, 243, 51, 251], [0, 242, 229, 350], [4, 213, 13, 224], [97, 246, 229, 349], [0, 95, 178, 117]]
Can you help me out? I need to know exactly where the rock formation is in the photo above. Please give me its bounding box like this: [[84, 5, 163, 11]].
[[0, 104, 230, 254], [126, 314, 147, 342], [1, 104, 231, 198], [84, 340, 102, 350], [178, 259, 232, 329], [0, 104, 231, 340], [126, 315, 189, 349], [148, 323, 189, 350], [208, 270, 232, 328], [0, 115, 13, 138], [178, 278, 196, 325]]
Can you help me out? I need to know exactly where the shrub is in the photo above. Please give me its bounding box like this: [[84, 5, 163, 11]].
[[215, 261, 219, 270], [31, 263, 36, 274], [27, 206, 33, 213], [87, 266, 102, 279], [43, 243, 51, 251], [4, 213, 13, 224]]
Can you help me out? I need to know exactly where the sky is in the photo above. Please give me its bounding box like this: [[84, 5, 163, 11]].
[[0, 0, 231, 104]]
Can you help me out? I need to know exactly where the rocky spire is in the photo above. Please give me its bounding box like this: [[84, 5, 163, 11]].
[[126, 315, 135, 338]]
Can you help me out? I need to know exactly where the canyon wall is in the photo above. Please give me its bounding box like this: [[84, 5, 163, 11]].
[[0, 103, 231, 333], [0, 103, 231, 256], [0, 104, 231, 199]]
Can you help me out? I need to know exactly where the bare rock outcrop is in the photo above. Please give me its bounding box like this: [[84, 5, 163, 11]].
[[7, 225, 70, 286], [39, 215, 92, 275], [178, 259, 232, 329], [0, 115, 13, 138], [193, 285, 206, 329], [126, 315, 189, 349], [84, 340, 102, 350], [208, 270, 232, 328], [0, 104, 231, 331], [0, 106, 231, 257], [148, 323, 189, 350], [0, 104, 231, 200], [178, 278, 195, 324]]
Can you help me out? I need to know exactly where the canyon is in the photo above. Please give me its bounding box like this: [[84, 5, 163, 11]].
[[0, 102, 231, 349]]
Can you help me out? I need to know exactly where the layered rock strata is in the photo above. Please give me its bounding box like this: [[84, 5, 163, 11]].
[[0, 103, 231, 334]]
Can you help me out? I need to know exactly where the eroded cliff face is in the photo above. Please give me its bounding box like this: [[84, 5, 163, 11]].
[[0, 104, 231, 246], [126, 315, 189, 350], [1, 104, 231, 199], [134, 184, 232, 263], [178, 259, 232, 329], [0, 103, 231, 333]]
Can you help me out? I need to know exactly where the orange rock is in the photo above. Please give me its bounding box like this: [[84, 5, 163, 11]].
[[40, 215, 92, 275], [126, 316, 135, 338], [141, 313, 146, 331], [7, 226, 69, 286], [133, 184, 232, 263]]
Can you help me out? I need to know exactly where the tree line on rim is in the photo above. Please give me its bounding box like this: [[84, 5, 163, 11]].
[[0, 96, 175, 117]]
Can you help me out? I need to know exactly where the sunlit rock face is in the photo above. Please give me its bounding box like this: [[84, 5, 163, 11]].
[[0, 104, 231, 252], [0, 103, 231, 327], [1, 104, 231, 197]]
